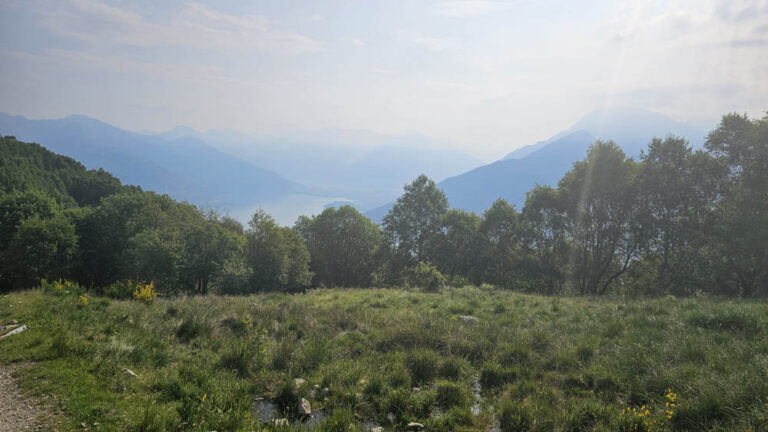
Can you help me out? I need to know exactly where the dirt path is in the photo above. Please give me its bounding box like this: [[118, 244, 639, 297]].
[[0, 364, 44, 431]]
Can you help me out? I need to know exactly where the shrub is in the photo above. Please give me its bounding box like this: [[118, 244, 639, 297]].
[[498, 398, 532, 432], [176, 316, 211, 343], [133, 281, 158, 303], [103, 279, 139, 299], [435, 381, 469, 409], [402, 262, 446, 293], [480, 362, 515, 389], [405, 349, 440, 385], [217, 340, 259, 376], [438, 357, 465, 380]]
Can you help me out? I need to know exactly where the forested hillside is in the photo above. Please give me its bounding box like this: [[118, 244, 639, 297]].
[[1, 111, 766, 297], [0, 113, 300, 208]]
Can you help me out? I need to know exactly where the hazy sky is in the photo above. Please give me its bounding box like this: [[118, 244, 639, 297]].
[[1, 0, 766, 160]]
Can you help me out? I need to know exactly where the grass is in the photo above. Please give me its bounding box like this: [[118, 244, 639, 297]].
[[1, 286, 768, 431]]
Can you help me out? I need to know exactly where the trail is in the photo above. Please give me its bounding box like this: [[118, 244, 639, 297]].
[[0, 364, 44, 431]]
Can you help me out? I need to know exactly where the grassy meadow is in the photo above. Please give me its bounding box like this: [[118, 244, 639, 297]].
[[1, 285, 768, 431]]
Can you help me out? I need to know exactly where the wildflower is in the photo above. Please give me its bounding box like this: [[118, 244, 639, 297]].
[[78, 295, 89, 306], [132, 281, 158, 303]]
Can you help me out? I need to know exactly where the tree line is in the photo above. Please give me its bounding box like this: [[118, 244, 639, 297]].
[[1, 111, 766, 296]]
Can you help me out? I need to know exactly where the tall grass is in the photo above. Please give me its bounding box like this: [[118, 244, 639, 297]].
[[1, 287, 767, 430]]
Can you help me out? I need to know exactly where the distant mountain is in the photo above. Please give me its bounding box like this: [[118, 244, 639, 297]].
[[0, 113, 301, 209], [365, 107, 708, 222], [159, 128, 484, 212]]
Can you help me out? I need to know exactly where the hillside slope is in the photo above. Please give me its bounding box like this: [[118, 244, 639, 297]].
[[0, 114, 301, 209]]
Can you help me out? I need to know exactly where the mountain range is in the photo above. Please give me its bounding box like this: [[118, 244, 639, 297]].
[[0, 113, 299, 210], [0, 108, 708, 225], [363, 107, 708, 222], [158, 127, 483, 211]]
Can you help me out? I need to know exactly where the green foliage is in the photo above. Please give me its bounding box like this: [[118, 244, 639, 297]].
[[295, 205, 383, 287], [498, 398, 532, 432], [405, 348, 440, 385], [435, 380, 470, 409], [0, 136, 123, 207], [401, 261, 446, 292], [245, 210, 312, 292], [383, 174, 448, 269], [2, 288, 768, 430]]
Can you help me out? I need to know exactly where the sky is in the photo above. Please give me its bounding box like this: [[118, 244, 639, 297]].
[[0, 0, 766, 160]]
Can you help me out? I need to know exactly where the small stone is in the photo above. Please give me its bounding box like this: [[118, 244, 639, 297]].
[[274, 418, 289, 426], [313, 384, 320, 390], [0, 324, 28, 339], [458, 315, 479, 323], [123, 368, 138, 378], [80, 423, 87, 428], [407, 422, 424, 429], [322, 387, 330, 395], [294, 378, 306, 387], [92, 422, 99, 426], [412, 387, 421, 393], [299, 398, 312, 416], [386, 412, 395, 423], [371, 427, 384, 432]]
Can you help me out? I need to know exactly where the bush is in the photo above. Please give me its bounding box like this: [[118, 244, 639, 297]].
[[480, 362, 516, 389], [176, 316, 211, 343], [438, 357, 465, 380], [498, 398, 532, 432], [133, 281, 158, 303], [435, 381, 469, 409], [402, 262, 446, 292], [405, 349, 440, 385]]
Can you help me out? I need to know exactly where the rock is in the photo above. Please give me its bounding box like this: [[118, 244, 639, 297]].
[[123, 368, 138, 378], [6, 320, 18, 325], [313, 384, 321, 390], [371, 427, 384, 432], [299, 398, 311, 416], [274, 418, 289, 426], [412, 387, 421, 393], [322, 387, 330, 395], [294, 378, 306, 387], [386, 412, 395, 423], [407, 422, 424, 429], [0, 322, 19, 332], [458, 315, 479, 323], [0, 324, 28, 339]]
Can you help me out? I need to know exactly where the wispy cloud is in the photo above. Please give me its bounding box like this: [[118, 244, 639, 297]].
[[396, 29, 451, 51], [432, 1, 513, 17], [40, 0, 323, 54]]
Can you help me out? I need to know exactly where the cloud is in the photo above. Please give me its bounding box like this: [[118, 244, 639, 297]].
[[395, 30, 451, 51], [432, 1, 513, 17], [40, 0, 323, 54], [351, 38, 365, 46]]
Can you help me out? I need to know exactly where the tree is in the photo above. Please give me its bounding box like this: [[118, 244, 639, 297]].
[[426, 209, 482, 282], [0, 191, 77, 291], [521, 186, 568, 294], [245, 210, 312, 292], [556, 142, 641, 295], [296, 205, 382, 287], [704, 113, 768, 296], [633, 137, 718, 295], [383, 175, 448, 269], [479, 199, 524, 289]]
